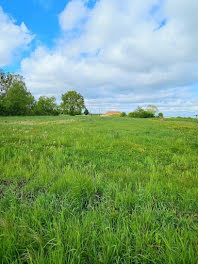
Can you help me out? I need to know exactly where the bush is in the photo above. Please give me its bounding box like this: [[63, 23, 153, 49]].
[[84, 108, 89, 115], [158, 112, 164, 119], [0, 102, 7, 116], [33, 96, 59, 116], [120, 112, 127, 117], [128, 107, 155, 118], [143, 111, 155, 118], [128, 112, 136, 118]]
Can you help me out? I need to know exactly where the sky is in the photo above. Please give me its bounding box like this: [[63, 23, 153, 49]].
[[0, 0, 198, 116]]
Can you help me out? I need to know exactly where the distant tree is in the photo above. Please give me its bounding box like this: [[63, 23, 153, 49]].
[[0, 70, 34, 115], [134, 106, 145, 117], [2, 81, 34, 115], [143, 111, 155, 118], [128, 106, 154, 118], [146, 105, 159, 115], [0, 69, 24, 98], [120, 112, 127, 117], [84, 108, 89, 115], [128, 112, 135, 118], [33, 96, 59, 116], [61, 91, 85, 115], [158, 112, 164, 119]]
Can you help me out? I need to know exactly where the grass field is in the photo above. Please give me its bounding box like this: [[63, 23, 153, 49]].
[[0, 116, 198, 264]]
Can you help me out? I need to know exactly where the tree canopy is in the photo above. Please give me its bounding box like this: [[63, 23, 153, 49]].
[[61, 91, 85, 116], [0, 69, 24, 98], [0, 70, 164, 118], [0, 73, 34, 116], [0, 71, 89, 116], [33, 96, 59, 116], [128, 106, 155, 118]]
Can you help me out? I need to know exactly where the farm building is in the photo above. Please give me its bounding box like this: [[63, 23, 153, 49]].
[[104, 111, 121, 116]]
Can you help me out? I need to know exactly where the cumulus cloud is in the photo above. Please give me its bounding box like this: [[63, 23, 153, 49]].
[[20, 0, 198, 115], [0, 6, 34, 67], [59, 0, 89, 31]]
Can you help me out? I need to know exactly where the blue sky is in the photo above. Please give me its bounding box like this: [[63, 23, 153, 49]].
[[0, 0, 65, 40], [0, 0, 98, 71], [0, 0, 68, 70], [0, 0, 97, 48], [0, 0, 198, 116]]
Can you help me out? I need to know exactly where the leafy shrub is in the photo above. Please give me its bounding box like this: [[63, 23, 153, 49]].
[[33, 96, 59, 116], [120, 112, 127, 117], [128, 107, 154, 118], [128, 112, 136, 118], [84, 108, 89, 115], [158, 112, 164, 118]]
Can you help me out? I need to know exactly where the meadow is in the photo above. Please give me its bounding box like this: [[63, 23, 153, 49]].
[[0, 116, 198, 264]]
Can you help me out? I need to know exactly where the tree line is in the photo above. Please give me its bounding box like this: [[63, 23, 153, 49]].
[[0, 70, 88, 116], [0, 70, 163, 118], [121, 105, 163, 118]]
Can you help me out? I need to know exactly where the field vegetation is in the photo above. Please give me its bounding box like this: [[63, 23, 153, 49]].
[[0, 116, 198, 263]]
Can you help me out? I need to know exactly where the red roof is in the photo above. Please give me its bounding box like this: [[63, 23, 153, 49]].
[[104, 111, 121, 116]]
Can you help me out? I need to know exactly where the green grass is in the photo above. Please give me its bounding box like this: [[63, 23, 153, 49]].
[[0, 116, 198, 264]]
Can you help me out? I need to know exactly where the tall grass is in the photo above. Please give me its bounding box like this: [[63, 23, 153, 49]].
[[0, 116, 198, 263]]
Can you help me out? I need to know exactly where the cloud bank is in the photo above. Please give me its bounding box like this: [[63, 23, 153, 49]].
[[0, 7, 34, 67], [3, 0, 198, 115]]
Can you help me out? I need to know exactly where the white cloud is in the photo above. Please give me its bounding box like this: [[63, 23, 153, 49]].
[[0, 6, 34, 67], [20, 0, 198, 115], [59, 0, 89, 31]]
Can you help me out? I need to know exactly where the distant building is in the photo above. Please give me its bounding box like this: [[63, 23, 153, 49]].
[[104, 111, 121, 116]]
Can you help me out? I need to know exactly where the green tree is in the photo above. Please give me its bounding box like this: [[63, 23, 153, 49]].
[[2, 81, 34, 115], [0, 70, 27, 115], [61, 91, 85, 115], [0, 69, 24, 98], [33, 96, 59, 116], [134, 106, 145, 117], [0, 71, 34, 115], [128, 106, 155, 118]]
